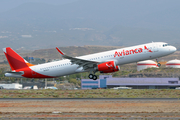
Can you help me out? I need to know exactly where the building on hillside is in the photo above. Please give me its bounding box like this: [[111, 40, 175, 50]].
[[166, 59, 180, 68], [81, 75, 180, 89], [137, 60, 158, 71]]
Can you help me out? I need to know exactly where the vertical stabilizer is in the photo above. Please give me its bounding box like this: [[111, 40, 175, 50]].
[[3, 47, 34, 71]]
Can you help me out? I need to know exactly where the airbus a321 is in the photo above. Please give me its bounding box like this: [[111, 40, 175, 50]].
[[3, 42, 176, 80]]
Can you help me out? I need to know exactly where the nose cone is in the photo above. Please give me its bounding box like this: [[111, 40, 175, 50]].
[[168, 46, 177, 54], [171, 46, 177, 53]]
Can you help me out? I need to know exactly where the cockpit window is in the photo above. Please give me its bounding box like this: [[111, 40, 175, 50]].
[[163, 44, 170, 47]]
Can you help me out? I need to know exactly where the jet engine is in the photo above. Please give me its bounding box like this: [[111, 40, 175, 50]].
[[97, 61, 120, 73]]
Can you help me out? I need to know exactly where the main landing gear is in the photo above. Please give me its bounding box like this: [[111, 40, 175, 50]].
[[156, 58, 161, 67], [88, 74, 97, 80]]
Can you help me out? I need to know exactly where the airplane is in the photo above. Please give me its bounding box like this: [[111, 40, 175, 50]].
[[3, 42, 176, 80]]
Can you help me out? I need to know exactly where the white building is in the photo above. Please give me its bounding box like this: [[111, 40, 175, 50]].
[[0, 83, 22, 89], [137, 60, 158, 71], [166, 59, 180, 68], [81, 75, 180, 89]]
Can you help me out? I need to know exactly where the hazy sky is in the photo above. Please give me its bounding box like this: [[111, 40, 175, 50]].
[[0, 0, 180, 49], [0, 0, 79, 13]]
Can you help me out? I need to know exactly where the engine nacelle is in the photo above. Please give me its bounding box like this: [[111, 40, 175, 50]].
[[100, 66, 120, 73], [98, 61, 120, 73]]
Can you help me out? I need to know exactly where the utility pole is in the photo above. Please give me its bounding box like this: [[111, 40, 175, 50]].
[[45, 78, 47, 89]]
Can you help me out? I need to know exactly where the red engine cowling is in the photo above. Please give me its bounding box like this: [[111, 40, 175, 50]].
[[100, 66, 120, 73], [98, 61, 120, 73]]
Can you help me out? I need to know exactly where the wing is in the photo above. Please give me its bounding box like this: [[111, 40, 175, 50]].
[[56, 47, 99, 70]]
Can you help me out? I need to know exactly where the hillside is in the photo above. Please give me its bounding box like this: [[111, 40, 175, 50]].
[[26, 46, 180, 62], [0, 45, 179, 63], [30, 45, 123, 60], [0, 45, 180, 81]]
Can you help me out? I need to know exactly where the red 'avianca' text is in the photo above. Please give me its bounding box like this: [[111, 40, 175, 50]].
[[114, 48, 143, 57], [114, 46, 153, 57]]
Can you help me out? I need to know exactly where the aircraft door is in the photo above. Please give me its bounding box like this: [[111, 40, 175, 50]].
[[153, 43, 158, 52]]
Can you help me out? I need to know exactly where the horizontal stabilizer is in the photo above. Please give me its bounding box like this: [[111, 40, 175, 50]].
[[5, 71, 24, 75], [5, 71, 24, 77]]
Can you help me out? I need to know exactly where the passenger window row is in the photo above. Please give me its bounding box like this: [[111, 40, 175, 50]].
[[41, 54, 114, 70], [40, 62, 71, 70], [90, 54, 114, 60]]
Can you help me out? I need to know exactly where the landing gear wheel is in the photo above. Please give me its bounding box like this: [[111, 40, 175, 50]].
[[157, 63, 161, 67], [88, 74, 94, 79], [156, 58, 161, 67], [92, 75, 97, 80]]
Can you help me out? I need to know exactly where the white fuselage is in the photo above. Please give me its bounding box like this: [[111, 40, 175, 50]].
[[28, 42, 176, 77]]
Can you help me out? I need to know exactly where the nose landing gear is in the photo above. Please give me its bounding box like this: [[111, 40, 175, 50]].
[[156, 58, 161, 67], [157, 63, 161, 67]]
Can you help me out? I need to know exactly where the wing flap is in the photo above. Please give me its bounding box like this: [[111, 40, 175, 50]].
[[56, 47, 99, 70]]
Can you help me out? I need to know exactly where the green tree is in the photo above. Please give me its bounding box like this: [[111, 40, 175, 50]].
[[69, 78, 78, 84]]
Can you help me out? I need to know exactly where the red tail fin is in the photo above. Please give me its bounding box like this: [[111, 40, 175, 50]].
[[3, 47, 34, 71]]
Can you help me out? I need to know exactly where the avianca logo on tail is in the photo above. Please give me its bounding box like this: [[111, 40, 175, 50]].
[[114, 46, 152, 57]]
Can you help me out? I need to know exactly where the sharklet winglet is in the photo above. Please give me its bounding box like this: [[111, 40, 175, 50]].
[[56, 47, 65, 55], [3, 48, 7, 53]]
